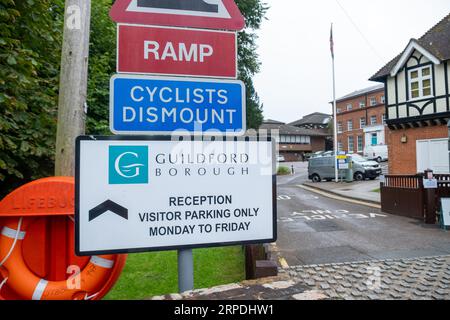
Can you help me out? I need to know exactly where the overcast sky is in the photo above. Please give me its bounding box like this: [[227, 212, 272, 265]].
[[253, 0, 450, 123]]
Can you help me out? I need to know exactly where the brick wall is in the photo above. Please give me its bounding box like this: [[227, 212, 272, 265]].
[[280, 152, 301, 162], [387, 125, 448, 174], [311, 136, 326, 152]]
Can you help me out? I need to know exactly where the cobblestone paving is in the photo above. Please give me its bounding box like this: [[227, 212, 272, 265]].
[[279, 255, 450, 300], [152, 255, 450, 300]]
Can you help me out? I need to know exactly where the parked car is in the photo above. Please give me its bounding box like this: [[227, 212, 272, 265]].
[[364, 145, 388, 163], [308, 154, 382, 182], [304, 153, 313, 161], [277, 155, 286, 162]]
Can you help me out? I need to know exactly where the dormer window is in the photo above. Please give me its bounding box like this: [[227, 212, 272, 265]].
[[408, 65, 433, 100]]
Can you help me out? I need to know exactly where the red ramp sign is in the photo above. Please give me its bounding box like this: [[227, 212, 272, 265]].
[[110, 0, 245, 31]]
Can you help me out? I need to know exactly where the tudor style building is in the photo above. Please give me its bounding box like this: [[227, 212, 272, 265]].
[[370, 13, 450, 174]]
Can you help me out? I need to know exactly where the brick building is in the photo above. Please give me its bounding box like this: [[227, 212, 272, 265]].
[[259, 119, 329, 161], [334, 84, 387, 155], [370, 13, 450, 174], [289, 112, 331, 130], [289, 112, 333, 151]]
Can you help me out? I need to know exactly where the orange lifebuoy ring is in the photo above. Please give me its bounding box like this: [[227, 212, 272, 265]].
[[0, 217, 116, 300]]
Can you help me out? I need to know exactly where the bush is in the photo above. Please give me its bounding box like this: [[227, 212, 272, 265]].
[[277, 166, 291, 176]]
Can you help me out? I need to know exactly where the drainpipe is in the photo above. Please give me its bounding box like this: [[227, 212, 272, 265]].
[[448, 120, 450, 173]]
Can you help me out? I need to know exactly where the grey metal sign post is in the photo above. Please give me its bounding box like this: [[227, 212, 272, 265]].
[[178, 249, 194, 293]]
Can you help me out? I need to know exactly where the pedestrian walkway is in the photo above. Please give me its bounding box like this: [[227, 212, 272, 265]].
[[281, 255, 450, 300], [151, 255, 450, 300], [303, 180, 381, 204]]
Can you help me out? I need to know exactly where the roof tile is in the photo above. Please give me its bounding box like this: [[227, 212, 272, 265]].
[[370, 12, 450, 81]]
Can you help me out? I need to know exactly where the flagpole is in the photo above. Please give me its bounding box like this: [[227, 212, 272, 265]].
[[331, 23, 339, 183]]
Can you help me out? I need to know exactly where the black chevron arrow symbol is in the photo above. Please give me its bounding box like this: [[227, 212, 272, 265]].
[[89, 200, 129, 222], [137, 0, 219, 13]]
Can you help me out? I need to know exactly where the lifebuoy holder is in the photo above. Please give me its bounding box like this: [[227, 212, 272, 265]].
[[0, 177, 127, 300]]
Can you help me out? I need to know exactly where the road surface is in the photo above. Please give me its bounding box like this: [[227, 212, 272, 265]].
[[275, 163, 450, 266]]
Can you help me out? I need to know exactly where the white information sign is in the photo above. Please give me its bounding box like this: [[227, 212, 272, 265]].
[[75, 136, 276, 255], [423, 178, 438, 189], [441, 198, 450, 227]]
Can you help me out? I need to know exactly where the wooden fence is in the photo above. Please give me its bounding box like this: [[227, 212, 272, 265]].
[[381, 172, 450, 223], [381, 175, 424, 220]]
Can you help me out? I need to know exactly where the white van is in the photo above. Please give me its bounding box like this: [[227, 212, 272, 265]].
[[364, 145, 388, 163]]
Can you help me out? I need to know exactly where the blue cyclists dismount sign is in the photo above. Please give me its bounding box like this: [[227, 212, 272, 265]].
[[110, 75, 246, 135]]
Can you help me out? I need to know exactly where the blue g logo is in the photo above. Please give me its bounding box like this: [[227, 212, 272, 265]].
[[109, 146, 148, 184]]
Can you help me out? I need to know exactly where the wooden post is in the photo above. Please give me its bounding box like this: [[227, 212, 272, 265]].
[[424, 170, 437, 224], [55, 0, 91, 176]]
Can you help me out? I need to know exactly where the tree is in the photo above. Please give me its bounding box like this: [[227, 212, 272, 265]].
[[86, 0, 116, 135], [0, 0, 64, 197]]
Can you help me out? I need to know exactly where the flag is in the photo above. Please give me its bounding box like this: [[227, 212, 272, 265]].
[[330, 24, 334, 59]]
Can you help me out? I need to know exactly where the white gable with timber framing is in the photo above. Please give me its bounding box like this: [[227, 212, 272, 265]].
[[390, 40, 441, 77], [385, 45, 450, 127], [371, 13, 450, 129]]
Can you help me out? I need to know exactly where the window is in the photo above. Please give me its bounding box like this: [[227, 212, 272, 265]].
[[408, 65, 433, 100], [337, 122, 343, 133], [300, 136, 310, 144], [360, 117, 366, 128], [370, 116, 377, 125], [380, 95, 385, 104], [357, 136, 363, 152], [359, 101, 365, 108], [369, 97, 377, 106], [347, 120, 353, 131], [337, 108, 341, 114], [382, 114, 386, 123], [348, 136, 354, 153], [283, 135, 311, 145], [338, 142, 343, 152], [347, 103, 353, 111]]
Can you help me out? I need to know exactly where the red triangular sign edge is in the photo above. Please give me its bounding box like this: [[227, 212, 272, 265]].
[[110, 0, 245, 31]]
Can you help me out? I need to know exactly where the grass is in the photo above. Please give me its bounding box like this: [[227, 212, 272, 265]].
[[372, 188, 380, 193], [277, 166, 291, 176], [104, 246, 245, 300]]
